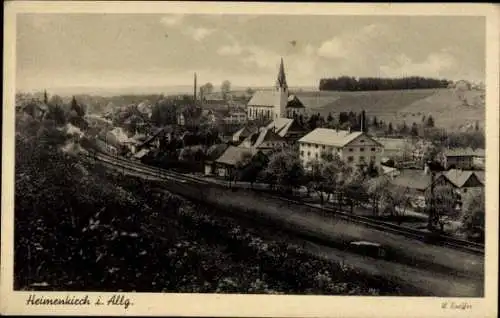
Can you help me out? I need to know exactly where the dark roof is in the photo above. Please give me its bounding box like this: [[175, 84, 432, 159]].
[[206, 143, 229, 161], [441, 169, 484, 188], [390, 169, 438, 191], [215, 146, 255, 166], [232, 126, 258, 141], [286, 94, 305, 108], [242, 128, 286, 148]]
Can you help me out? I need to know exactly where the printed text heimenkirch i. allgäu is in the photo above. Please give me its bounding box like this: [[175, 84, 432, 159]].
[[26, 294, 91, 306]]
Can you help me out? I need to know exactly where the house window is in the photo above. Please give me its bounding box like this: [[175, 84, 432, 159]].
[[315, 145, 319, 149], [322, 145, 325, 150], [371, 148, 376, 151], [300, 151, 304, 156], [360, 139, 365, 143], [307, 151, 311, 156], [315, 153, 318, 159], [349, 148, 353, 152], [370, 156, 376, 162], [360, 148, 364, 152], [360, 156, 365, 162], [347, 156, 354, 162]]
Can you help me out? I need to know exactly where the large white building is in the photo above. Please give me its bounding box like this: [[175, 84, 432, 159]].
[[298, 128, 384, 169], [247, 58, 306, 120]]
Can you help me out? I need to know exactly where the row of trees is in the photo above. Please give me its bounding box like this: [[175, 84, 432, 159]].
[[225, 146, 483, 240], [319, 76, 452, 91]]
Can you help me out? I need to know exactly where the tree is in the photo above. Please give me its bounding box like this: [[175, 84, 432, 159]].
[[202, 82, 214, 95], [327, 112, 334, 122], [221, 80, 231, 101], [410, 122, 419, 137], [365, 176, 391, 216], [246, 87, 255, 95], [425, 115, 435, 128], [264, 150, 304, 193], [387, 122, 394, 135], [399, 121, 409, 134], [43, 90, 49, 104], [460, 189, 485, 242], [371, 116, 378, 128]]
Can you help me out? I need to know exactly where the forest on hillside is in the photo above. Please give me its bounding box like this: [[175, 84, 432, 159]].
[[319, 76, 452, 91]]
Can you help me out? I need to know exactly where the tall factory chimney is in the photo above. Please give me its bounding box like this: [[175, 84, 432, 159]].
[[193, 72, 197, 103], [361, 110, 366, 133]]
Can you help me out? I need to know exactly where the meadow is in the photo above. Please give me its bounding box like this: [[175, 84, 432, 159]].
[[295, 88, 485, 131]]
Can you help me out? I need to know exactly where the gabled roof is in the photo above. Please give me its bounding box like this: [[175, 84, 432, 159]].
[[390, 169, 454, 191], [247, 90, 281, 107], [286, 94, 305, 109], [242, 128, 286, 149], [232, 126, 257, 141], [266, 117, 292, 134], [474, 171, 485, 184], [441, 169, 484, 188], [390, 169, 434, 191], [206, 143, 229, 161], [215, 146, 255, 166], [298, 128, 365, 148], [444, 147, 485, 157]]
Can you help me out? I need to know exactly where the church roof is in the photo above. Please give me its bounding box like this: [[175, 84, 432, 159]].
[[247, 90, 282, 107], [286, 94, 305, 108], [276, 57, 288, 90]]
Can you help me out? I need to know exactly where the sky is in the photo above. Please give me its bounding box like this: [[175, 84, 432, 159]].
[[16, 14, 485, 92]]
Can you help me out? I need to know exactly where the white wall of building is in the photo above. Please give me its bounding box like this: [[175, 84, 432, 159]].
[[299, 134, 383, 169]]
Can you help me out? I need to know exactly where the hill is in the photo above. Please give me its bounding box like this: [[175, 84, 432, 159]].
[[297, 88, 485, 131]]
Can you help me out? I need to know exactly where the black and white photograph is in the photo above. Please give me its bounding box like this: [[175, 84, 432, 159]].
[[2, 2, 498, 317]]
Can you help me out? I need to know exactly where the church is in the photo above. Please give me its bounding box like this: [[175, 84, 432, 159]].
[[246, 58, 306, 120]]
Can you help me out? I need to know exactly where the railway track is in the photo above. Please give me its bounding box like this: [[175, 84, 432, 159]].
[[83, 150, 485, 255]]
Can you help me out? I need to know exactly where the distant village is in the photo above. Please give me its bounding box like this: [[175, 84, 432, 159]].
[[16, 58, 486, 231]]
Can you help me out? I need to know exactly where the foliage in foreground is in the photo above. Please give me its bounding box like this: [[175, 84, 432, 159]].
[[15, 117, 415, 294]]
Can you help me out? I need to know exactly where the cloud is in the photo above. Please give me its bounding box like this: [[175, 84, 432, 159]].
[[160, 14, 185, 26], [184, 27, 215, 42], [317, 23, 388, 59], [217, 43, 244, 56], [317, 38, 347, 59], [379, 51, 457, 77]]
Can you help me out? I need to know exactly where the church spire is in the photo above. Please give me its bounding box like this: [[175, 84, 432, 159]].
[[276, 57, 288, 90]]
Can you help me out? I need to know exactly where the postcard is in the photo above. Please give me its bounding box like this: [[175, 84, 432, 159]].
[[1, 1, 498, 317]]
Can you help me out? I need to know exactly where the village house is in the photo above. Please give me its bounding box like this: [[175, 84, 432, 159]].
[[246, 58, 307, 121], [441, 148, 485, 170], [232, 126, 258, 144], [373, 137, 412, 160], [439, 169, 484, 195], [266, 117, 308, 142], [389, 167, 456, 210], [223, 111, 248, 125], [214, 146, 270, 178], [285, 94, 307, 118], [298, 128, 384, 169], [239, 128, 287, 150], [203, 143, 229, 176]]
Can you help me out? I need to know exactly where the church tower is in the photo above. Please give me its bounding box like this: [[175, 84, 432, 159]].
[[274, 57, 288, 119]]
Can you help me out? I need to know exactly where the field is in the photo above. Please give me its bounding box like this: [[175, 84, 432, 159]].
[[295, 88, 485, 131]]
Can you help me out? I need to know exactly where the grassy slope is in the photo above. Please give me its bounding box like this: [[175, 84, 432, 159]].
[[297, 89, 484, 131]]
